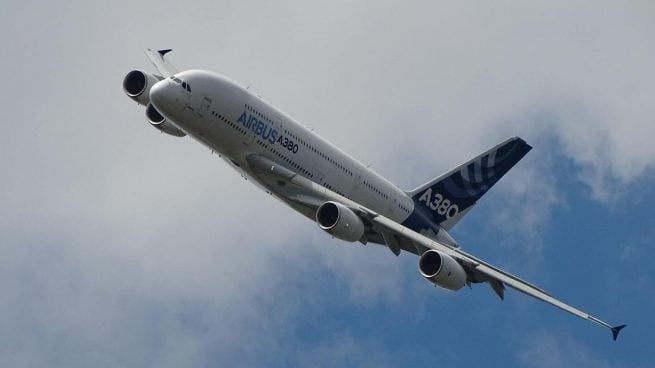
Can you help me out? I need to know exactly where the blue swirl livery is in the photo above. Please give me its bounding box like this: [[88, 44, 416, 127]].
[[404, 137, 532, 231]]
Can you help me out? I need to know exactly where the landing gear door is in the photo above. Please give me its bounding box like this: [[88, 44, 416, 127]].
[[350, 168, 363, 197]]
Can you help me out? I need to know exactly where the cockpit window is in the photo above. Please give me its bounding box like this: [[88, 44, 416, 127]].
[[169, 76, 190, 91]]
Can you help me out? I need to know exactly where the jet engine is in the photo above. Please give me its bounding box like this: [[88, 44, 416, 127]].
[[316, 201, 365, 242], [146, 103, 186, 137], [123, 70, 161, 106], [418, 249, 467, 291]]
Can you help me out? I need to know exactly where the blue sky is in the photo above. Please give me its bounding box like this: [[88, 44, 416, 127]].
[[1, 1, 653, 367]]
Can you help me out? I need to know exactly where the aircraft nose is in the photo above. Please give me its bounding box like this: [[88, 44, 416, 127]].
[[149, 78, 171, 110]]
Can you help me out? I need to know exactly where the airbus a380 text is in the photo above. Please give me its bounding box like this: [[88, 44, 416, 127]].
[[123, 49, 625, 340]]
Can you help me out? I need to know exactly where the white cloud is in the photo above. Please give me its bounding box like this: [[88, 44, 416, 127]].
[[517, 332, 617, 368], [295, 334, 394, 368], [1, 0, 653, 366]]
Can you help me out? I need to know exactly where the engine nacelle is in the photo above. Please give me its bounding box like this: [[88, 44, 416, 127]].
[[316, 201, 365, 242], [123, 70, 161, 106], [146, 103, 186, 137], [418, 249, 467, 291]]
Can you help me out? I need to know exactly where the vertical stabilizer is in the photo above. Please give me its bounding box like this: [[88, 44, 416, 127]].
[[406, 137, 531, 230]]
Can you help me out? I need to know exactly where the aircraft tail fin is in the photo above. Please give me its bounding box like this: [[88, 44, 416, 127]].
[[406, 137, 531, 230]]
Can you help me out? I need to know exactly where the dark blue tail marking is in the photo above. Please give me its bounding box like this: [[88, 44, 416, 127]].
[[406, 137, 531, 230]]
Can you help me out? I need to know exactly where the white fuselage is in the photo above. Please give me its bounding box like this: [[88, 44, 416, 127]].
[[151, 70, 416, 225]]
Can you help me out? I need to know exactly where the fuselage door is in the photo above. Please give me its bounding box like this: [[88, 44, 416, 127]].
[[388, 196, 397, 216], [197, 97, 212, 117], [314, 170, 326, 186], [180, 81, 193, 111], [350, 168, 363, 198], [241, 116, 258, 147]]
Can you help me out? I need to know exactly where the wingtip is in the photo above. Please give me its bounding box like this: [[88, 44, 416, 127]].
[[157, 49, 173, 57], [515, 136, 533, 151], [611, 324, 626, 341]]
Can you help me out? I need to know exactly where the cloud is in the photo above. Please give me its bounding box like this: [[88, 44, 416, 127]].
[[516, 332, 617, 368], [294, 1, 655, 204], [294, 334, 394, 368], [1, 0, 653, 367]]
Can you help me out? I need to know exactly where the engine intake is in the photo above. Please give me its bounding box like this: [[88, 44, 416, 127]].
[[123, 70, 161, 105], [419, 249, 466, 291], [146, 103, 186, 137], [316, 201, 365, 242]]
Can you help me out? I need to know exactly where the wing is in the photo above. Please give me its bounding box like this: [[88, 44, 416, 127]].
[[145, 48, 178, 77], [245, 154, 625, 340], [367, 213, 626, 340], [245, 154, 393, 247]]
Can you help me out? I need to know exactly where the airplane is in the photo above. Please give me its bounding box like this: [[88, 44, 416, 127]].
[[122, 49, 625, 340]]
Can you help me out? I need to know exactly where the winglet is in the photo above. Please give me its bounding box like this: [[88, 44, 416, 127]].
[[158, 49, 173, 57], [611, 324, 626, 341]]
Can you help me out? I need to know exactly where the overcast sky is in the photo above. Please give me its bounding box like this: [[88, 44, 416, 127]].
[[1, 1, 653, 367]]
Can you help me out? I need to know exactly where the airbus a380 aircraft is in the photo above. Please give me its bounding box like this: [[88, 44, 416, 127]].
[[123, 49, 625, 340]]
